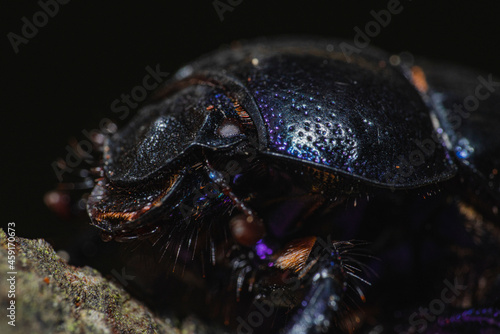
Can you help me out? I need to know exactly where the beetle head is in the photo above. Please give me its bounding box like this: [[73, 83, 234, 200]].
[[87, 82, 258, 240]]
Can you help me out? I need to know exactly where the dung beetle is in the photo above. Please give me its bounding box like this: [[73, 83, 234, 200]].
[[85, 38, 500, 333]]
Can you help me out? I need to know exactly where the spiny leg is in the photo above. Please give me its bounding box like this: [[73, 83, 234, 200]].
[[229, 236, 371, 333]]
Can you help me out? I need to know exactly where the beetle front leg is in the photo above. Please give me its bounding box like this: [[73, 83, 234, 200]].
[[205, 162, 268, 247], [277, 239, 360, 334], [243, 237, 369, 333], [285, 267, 346, 334]]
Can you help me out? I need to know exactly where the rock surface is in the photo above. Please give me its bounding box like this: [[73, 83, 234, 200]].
[[0, 229, 210, 334]]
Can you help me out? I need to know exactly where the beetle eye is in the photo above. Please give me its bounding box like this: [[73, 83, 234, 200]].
[[217, 118, 242, 138]]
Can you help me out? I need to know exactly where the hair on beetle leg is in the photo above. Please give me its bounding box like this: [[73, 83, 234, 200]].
[[277, 239, 375, 333], [141, 201, 234, 275], [223, 236, 375, 333]]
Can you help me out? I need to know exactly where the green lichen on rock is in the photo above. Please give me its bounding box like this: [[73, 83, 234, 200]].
[[0, 229, 211, 334]]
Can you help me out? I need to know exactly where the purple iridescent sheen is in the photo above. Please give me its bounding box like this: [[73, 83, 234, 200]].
[[255, 239, 273, 260], [433, 308, 500, 332]]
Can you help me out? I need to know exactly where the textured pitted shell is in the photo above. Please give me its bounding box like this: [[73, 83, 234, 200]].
[[171, 38, 457, 187]]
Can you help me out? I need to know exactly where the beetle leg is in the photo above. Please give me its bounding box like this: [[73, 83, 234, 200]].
[[204, 163, 266, 246], [281, 240, 347, 334], [279, 239, 369, 334], [205, 164, 260, 218], [285, 269, 346, 334]]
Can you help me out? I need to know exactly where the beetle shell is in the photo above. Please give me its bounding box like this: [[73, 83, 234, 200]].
[[416, 59, 500, 202], [168, 39, 461, 188]]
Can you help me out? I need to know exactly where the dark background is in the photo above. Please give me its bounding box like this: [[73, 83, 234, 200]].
[[2, 0, 500, 254]]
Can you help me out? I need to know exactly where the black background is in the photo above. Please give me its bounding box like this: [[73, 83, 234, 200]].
[[2, 0, 500, 253]]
